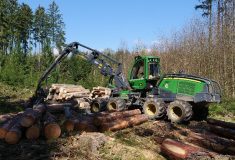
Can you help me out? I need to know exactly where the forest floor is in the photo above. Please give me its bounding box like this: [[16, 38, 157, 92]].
[[0, 83, 235, 160]]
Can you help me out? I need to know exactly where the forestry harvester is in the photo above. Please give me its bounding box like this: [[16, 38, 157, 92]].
[[33, 42, 221, 123]]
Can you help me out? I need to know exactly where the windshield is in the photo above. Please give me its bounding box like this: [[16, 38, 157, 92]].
[[148, 62, 160, 79]]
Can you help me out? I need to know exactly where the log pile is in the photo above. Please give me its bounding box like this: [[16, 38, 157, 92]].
[[0, 104, 62, 144], [47, 84, 90, 101], [158, 118, 235, 158], [62, 109, 148, 133], [90, 86, 111, 99], [207, 118, 235, 140], [0, 105, 148, 144]]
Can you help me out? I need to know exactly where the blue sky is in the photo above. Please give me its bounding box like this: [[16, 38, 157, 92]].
[[19, 0, 200, 50]]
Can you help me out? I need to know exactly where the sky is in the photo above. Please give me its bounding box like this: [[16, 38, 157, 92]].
[[19, 0, 201, 51]]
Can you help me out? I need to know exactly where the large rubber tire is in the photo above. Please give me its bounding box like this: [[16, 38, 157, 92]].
[[167, 100, 193, 123], [143, 99, 166, 119], [90, 99, 107, 113], [107, 98, 126, 111]]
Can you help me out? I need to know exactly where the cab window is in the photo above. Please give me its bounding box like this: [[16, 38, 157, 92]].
[[131, 60, 144, 79], [148, 62, 160, 79]]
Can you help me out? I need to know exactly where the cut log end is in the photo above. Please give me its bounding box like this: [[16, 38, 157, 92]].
[[0, 128, 8, 139], [26, 125, 40, 139], [160, 138, 211, 160], [44, 123, 61, 140], [5, 131, 21, 144], [21, 116, 35, 127], [63, 120, 74, 132]]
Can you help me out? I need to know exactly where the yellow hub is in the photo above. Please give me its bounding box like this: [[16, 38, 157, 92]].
[[170, 106, 183, 119], [108, 102, 117, 110], [92, 102, 100, 112], [146, 103, 157, 116]]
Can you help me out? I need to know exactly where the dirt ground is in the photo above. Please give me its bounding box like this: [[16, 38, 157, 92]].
[[0, 119, 234, 160]]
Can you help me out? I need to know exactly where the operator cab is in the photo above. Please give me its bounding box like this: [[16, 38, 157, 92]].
[[129, 56, 160, 90]]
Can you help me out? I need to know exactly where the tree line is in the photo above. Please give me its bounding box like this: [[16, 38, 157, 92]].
[[0, 0, 234, 99], [154, 0, 235, 99]]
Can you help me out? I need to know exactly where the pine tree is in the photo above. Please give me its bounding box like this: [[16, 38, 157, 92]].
[[47, 1, 65, 50], [33, 6, 50, 52], [15, 3, 33, 54]]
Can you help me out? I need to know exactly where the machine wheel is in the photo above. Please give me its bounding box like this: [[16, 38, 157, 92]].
[[90, 99, 107, 113], [167, 100, 193, 123], [143, 99, 166, 119], [107, 98, 126, 111]]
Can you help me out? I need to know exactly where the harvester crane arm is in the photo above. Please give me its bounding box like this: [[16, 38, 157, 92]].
[[34, 42, 129, 104]]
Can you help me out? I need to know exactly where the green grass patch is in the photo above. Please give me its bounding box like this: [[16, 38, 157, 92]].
[[114, 131, 141, 147], [0, 83, 33, 114], [209, 99, 235, 122]]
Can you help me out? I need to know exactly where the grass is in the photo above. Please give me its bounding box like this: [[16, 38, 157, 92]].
[[99, 126, 165, 160], [0, 83, 33, 114], [209, 99, 235, 122]]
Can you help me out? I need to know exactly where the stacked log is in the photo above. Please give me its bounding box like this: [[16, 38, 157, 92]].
[[46, 102, 73, 113], [0, 112, 23, 139], [62, 109, 147, 133], [100, 114, 148, 132], [5, 119, 23, 144], [74, 115, 98, 132], [25, 123, 41, 140], [94, 109, 141, 125], [0, 103, 62, 144], [0, 113, 17, 124], [20, 104, 46, 127], [90, 86, 111, 99], [46, 84, 90, 101], [43, 112, 61, 140], [1, 102, 144, 142]]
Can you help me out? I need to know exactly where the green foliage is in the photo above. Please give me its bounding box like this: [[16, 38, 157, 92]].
[[209, 99, 235, 122]]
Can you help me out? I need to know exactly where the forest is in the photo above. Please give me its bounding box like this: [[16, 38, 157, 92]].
[[0, 0, 234, 99]]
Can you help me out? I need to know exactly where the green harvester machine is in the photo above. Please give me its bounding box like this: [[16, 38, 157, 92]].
[[34, 42, 221, 123]]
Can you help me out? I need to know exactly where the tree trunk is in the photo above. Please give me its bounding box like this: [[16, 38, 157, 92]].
[[5, 119, 24, 144], [0, 113, 23, 139], [187, 132, 235, 155], [20, 103, 46, 127], [25, 123, 41, 140], [46, 103, 72, 113], [161, 138, 213, 160], [207, 118, 235, 129], [75, 121, 98, 132], [94, 109, 141, 125], [100, 114, 148, 132], [208, 124, 235, 140], [63, 119, 78, 132], [43, 112, 61, 140], [0, 113, 18, 124]]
